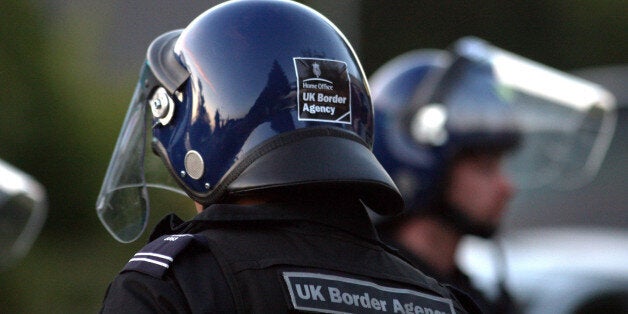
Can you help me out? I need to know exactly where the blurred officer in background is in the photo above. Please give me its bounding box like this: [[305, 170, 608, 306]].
[[0, 158, 47, 271], [96, 1, 480, 312], [370, 37, 616, 313]]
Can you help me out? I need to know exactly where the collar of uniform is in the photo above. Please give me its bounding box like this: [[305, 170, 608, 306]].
[[189, 200, 380, 242], [148, 213, 188, 241]]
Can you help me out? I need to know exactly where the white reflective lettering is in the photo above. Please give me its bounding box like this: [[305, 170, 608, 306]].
[[302, 103, 336, 115], [303, 92, 315, 101], [309, 285, 325, 301], [329, 287, 342, 303], [394, 299, 405, 313], [392, 299, 441, 314], [296, 284, 310, 300], [317, 93, 346, 104], [380, 300, 387, 312], [359, 293, 371, 308], [319, 83, 332, 90], [342, 292, 353, 304], [284, 272, 453, 314]]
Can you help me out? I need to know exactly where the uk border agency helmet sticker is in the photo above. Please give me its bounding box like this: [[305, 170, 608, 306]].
[[294, 57, 352, 124], [282, 271, 456, 314]]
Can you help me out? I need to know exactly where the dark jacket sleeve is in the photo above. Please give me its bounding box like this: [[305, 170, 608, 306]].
[[100, 271, 191, 314]]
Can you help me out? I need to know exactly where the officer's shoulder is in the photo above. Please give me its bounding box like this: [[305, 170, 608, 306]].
[[121, 234, 208, 279]]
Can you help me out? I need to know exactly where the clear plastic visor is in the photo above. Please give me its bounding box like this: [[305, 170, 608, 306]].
[[457, 38, 617, 189], [95, 71, 187, 243], [411, 38, 618, 190]]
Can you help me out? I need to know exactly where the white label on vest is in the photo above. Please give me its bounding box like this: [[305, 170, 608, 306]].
[[282, 271, 456, 314]]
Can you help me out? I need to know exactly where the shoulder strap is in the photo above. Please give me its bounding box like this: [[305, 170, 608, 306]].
[[122, 232, 243, 313], [122, 234, 202, 278]]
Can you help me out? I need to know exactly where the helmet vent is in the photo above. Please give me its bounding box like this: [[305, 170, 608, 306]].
[[184, 150, 204, 180]]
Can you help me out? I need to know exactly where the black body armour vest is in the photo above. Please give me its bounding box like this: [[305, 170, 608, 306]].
[[124, 202, 476, 313]]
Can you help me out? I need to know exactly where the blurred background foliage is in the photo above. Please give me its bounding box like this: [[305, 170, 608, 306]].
[[0, 0, 625, 312]]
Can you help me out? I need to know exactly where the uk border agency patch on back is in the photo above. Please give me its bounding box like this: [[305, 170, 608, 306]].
[[282, 271, 456, 314], [293, 57, 352, 124]]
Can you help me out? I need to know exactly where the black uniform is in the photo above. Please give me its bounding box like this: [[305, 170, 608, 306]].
[[100, 201, 479, 313], [385, 239, 517, 314]]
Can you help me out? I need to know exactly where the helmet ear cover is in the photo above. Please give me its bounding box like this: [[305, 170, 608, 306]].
[[146, 30, 189, 94], [143, 30, 191, 126]]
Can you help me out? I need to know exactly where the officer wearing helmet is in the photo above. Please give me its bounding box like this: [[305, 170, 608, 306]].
[[97, 1, 479, 312], [370, 43, 520, 314], [370, 37, 617, 314]]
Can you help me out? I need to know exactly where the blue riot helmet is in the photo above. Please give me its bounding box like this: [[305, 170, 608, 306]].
[[370, 49, 452, 213], [371, 37, 616, 235], [97, 0, 402, 243]]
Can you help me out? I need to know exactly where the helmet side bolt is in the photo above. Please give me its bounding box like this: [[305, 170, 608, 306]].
[[151, 99, 162, 111], [149, 87, 175, 125]]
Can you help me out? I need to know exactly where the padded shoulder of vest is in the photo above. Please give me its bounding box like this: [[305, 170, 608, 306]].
[[121, 234, 207, 278]]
